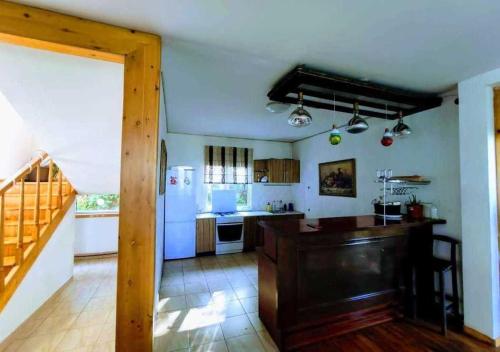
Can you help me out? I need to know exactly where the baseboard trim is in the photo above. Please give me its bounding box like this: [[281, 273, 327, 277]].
[[75, 252, 117, 259], [464, 326, 500, 347]]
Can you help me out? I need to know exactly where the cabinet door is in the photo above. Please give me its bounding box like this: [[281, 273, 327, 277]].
[[268, 159, 285, 183], [290, 159, 300, 183], [196, 218, 215, 254], [244, 216, 258, 251], [283, 159, 300, 183], [254, 160, 268, 183]]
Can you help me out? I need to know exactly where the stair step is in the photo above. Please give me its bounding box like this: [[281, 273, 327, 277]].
[[4, 220, 49, 226], [3, 256, 15, 267], [4, 236, 33, 245]]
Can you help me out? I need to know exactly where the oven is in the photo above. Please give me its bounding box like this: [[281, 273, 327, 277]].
[[216, 216, 244, 254]]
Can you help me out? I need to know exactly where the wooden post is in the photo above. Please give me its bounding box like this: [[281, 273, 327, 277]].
[[0, 195, 4, 292], [57, 167, 63, 209], [47, 160, 53, 223], [34, 165, 40, 241], [16, 178, 25, 265]]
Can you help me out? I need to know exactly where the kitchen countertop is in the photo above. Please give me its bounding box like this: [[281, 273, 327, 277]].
[[196, 210, 304, 219], [258, 215, 446, 236]]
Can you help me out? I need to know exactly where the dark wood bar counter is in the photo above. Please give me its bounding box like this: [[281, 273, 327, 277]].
[[257, 215, 446, 351]]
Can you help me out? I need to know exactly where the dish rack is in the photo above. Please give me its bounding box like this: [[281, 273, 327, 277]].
[[374, 172, 431, 225]]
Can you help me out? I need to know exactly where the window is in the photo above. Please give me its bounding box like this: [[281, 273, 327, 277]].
[[206, 184, 252, 211], [76, 194, 120, 213]]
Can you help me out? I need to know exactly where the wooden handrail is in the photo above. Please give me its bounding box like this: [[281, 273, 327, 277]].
[[0, 151, 48, 196]]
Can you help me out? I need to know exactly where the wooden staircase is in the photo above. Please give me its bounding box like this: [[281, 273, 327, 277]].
[[0, 152, 75, 311]]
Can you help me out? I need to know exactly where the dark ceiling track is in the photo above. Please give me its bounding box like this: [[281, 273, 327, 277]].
[[267, 65, 443, 120]]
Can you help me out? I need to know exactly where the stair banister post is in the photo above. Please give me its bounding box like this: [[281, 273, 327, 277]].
[[34, 164, 41, 241], [57, 166, 63, 209], [47, 160, 53, 223], [16, 177, 25, 265], [0, 195, 4, 292]]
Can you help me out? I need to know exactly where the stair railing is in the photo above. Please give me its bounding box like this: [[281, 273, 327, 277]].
[[0, 151, 73, 293]]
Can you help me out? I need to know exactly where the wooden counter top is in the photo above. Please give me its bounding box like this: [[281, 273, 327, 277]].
[[259, 215, 446, 236]]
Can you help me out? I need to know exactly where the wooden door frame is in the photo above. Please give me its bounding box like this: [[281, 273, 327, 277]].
[[0, 2, 161, 351]]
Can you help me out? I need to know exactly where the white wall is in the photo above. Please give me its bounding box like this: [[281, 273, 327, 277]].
[[292, 97, 461, 237], [74, 216, 118, 255], [0, 92, 35, 179], [155, 73, 168, 314], [0, 202, 75, 342], [165, 133, 294, 212], [458, 68, 500, 339], [0, 42, 123, 194]]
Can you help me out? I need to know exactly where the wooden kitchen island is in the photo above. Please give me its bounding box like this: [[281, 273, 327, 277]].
[[258, 215, 446, 351]]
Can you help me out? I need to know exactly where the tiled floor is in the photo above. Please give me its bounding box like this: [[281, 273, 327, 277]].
[[0, 256, 117, 352], [154, 252, 278, 352]]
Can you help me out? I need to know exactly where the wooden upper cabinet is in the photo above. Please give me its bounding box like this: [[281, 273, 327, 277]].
[[254, 159, 300, 184]]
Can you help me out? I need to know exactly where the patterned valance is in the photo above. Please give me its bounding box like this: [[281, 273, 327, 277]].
[[204, 146, 253, 184]]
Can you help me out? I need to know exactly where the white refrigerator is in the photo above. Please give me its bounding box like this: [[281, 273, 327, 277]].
[[164, 166, 196, 260]]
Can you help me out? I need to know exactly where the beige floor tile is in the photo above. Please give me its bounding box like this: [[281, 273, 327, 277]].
[[54, 325, 102, 351], [188, 325, 224, 347], [206, 279, 232, 292], [228, 277, 253, 288], [17, 331, 66, 352], [184, 281, 209, 295], [0, 338, 25, 352], [190, 340, 228, 352], [239, 297, 258, 314], [234, 286, 257, 300], [225, 334, 266, 352], [160, 284, 185, 298], [96, 322, 115, 344], [247, 313, 265, 332], [72, 310, 109, 329], [158, 296, 187, 313], [92, 340, 114, 352], [33, 313, 79, 335], [186, 293, 212, 308], [220, 315, 255, 339], [155, 310, 190, 333], [210, 289, 238, 304], [8, 317, 44, 339], [212, 299, 246, 318], [153, 330, 188, 352], [256, 330, 279, 352]]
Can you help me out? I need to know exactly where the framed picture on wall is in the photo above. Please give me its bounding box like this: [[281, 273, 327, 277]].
[[319, 158, 356, 197], [159, 139, 167, 195]]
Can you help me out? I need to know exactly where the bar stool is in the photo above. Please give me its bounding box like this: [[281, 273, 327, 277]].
[[410, 234, 460, 336], [432, 234, 460, 336]]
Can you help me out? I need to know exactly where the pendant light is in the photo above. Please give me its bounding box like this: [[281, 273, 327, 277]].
[[346, 102, 369, 134], [329, 93, 342, 145], [392, 110, 412, 136], [381, 104, 394, 147], [288, 92, 312, 127]]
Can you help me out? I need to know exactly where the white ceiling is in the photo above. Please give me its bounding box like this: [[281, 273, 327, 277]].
[[0, 42, 123, 194], [12, 0, 500, 140]]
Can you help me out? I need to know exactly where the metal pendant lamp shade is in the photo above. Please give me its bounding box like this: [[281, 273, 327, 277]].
[[392, 111, 412, 136], [346, 102, 369, 134], [288, 92, 312, 127]]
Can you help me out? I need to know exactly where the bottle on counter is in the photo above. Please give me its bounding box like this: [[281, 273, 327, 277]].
[[266, 202, 272, 212]]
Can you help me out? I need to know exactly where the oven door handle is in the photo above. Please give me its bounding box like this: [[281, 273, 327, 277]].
[[217, 223, 243, 227]]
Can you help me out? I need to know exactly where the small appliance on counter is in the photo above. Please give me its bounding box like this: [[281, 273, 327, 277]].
[[373, 201, 402, 220]]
